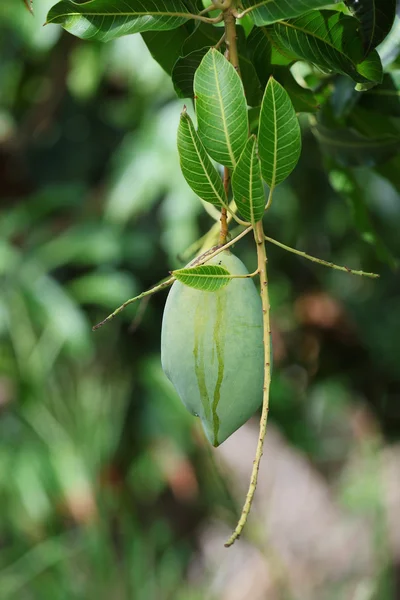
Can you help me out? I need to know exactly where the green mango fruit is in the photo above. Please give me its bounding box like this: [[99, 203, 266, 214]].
[[161, 250, 264, 446]]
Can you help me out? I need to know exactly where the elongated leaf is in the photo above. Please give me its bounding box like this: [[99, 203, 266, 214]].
[[177, 109, 226, 207], [172, 265, 232, 291], [312, 122, 400, 167], [345, 0, 396, 57], [231, 135, 265, 224], [194, 49, 248, 169], [46, 0, 190, 42], [242, 0, 335, 26], [258, 77, 301, 188], [266, 11, 383, 85]]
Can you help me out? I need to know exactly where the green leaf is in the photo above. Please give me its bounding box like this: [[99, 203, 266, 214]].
[[172, 265, 232, 291], [258, 77, 301, 188], [246, 28, 319, 112], [231, 135, 265, 224], [345, 0, 396, 57], [376, 15, 400, 68], [242, 0, 335, 26], [141, 26, 190, 75], [46, 0, 191, 42], [194, 49, 248, 169], [360, 71, 400, 116], [247, 26, 293, 82], [172, 25, 262, 106], [265, 11, 383, 85], [173, 48, 207, 98], [312, 121, 400, 167], [177, 109, 226, 207]]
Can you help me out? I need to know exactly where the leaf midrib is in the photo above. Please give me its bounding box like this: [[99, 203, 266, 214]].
[[275, 17, 356, 64], [186, 116, 226, 205], [47, 10, 189, 23], [211, 51, 237, 168]]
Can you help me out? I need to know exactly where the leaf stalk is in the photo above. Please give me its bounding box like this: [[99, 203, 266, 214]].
[[225, 219, 272, 547]]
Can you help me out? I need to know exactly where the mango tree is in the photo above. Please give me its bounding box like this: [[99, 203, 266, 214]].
[[41, 0, 397, 546]]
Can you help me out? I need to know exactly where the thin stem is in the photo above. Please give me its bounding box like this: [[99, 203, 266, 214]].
[[225, 219, 271, 547], [199, 3, 219, 16], [235, 1, 269, 19], [92, 277, 175, 331], [224, 9, 240, 73], [213, 32, 226, 50], [93, 226, 253, 331], [264, 236, 380, 278], [184, 12, 224, 24]]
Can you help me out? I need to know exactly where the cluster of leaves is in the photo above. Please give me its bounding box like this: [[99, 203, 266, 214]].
[[42, 0, 400, 271]]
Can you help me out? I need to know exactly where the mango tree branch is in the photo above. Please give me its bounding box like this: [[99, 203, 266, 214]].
[[225, 219, 272, 547], [264, 236, 380, 278], [93, 225, 253, 331]]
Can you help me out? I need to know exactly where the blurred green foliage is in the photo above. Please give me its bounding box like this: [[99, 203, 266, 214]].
[[0, 1, 400, 598]]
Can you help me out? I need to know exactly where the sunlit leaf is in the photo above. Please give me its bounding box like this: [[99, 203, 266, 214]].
[[194, 49, 248, 169], [265, 11, 383, 85], [258, 77, 301, 188], [46, 0, 191, 42], [345, 0, 396, 57], [231, 135, 265, 224], [242, 0, 335, 26], [172, 265, 232, 291], [177, 109, 226, 207]]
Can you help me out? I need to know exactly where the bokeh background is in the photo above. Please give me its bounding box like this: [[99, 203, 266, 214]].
[[1, 2, 400, 599]]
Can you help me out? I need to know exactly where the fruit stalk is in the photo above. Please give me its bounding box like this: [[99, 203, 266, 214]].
[[225, 219, 271, 547]]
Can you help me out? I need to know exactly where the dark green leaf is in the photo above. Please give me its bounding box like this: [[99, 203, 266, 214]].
[[231, 135, 265, 224], [172, 24, 262, 106], [360, 71, 400, 116], [265, 11, 383, 85], [246, 28, 319, 112], [142, 25, 190, 75], [173, 48, 207, 98], [46, 0, 191, 42], [194, 49, 248, 169], [275, 68, 320, 113], [376, 15, 400, 68], [345, 0, 396, 57], [258, 77, 301, 187], [312, 122, 400, 167], [247, 26, 293, 85], [177, 109, 226, 207], [242, 0, 336, 26], [172, 265, 232, 291]]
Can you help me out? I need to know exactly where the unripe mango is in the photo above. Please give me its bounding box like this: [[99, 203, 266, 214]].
[[161, 250, 264, 446]]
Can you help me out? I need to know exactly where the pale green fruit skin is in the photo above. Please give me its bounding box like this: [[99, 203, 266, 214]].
[[161, 250, 264, 447]]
